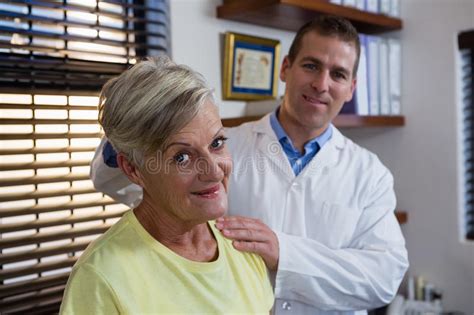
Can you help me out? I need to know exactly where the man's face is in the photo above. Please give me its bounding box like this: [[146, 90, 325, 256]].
[[280, 31, 357, 136]]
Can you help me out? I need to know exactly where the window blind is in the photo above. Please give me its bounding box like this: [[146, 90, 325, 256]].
[[0, 0, 169, 91], [459, 30, 474, 241], [0, 1, 170, 313]]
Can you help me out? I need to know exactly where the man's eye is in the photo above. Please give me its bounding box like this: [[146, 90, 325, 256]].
[[333, 72, 347, 80], [211, 137, 228, 149], [303, 64, 316, 70], [174, 153, 190, 164]]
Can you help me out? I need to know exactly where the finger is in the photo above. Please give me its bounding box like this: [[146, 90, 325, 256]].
[[221, 228, 268, 242], [232, 239, 280, 271], [215, 216, 262, 230], [232, 240, 266, 255], [217, 215, 258, 225]]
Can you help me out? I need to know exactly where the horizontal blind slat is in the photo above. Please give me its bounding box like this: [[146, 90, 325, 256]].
[[0, 198, 117, 218], [0, 119, 99, 124], [7, 0, 133, 19], [0, 53, 126, 74], [5, 300, 63, 315], [0, 198, 116, 218], [0, 45, 132, 64], [0, 186, 98, 203], [0, 273, 69, 299], [0, 285, 65, 313], [0, 173, 91, 187], [0, 240, 90, 264], [0, 10, 163, 33], [0, 146, 97, 156], [0, 223, 113, 249], [0, 160, 93, 171], [0, 133, 102, 141], [0, 104, 97, 110], [0, 257, 77, 281], [0, 27, 165, 49], [0, 209, 126, 233]]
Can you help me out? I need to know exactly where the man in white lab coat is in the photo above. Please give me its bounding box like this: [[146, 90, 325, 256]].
[[91, 15, 408, 315]]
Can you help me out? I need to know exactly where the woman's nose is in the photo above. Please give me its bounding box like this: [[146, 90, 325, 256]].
[[197, 155, 225, 182]]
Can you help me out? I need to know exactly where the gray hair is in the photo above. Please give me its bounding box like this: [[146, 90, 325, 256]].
[[98, 56, 215, 167]]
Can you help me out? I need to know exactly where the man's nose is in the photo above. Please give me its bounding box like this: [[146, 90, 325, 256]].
[[311, 71, 329, 93]]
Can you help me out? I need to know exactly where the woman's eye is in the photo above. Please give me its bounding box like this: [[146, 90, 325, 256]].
[[211, 137, 228, 149], [174, 153, 190, 165]]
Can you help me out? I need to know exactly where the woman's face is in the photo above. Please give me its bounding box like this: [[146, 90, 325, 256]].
[[139, 100, 232, 225]]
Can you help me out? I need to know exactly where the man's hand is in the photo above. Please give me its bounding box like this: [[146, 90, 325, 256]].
[[215, 216, 279, 271]]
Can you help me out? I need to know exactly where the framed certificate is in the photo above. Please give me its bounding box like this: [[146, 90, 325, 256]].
[[222, 32, 280, 100]]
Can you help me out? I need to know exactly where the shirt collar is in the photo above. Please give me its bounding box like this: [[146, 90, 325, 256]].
[[269, 107, 333, 153]]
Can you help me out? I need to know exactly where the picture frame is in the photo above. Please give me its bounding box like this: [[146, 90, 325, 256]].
[[222, 32, 280, 100]]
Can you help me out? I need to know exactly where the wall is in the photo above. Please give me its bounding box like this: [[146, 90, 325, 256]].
[[170, 0, 474, 313], [169, 0, 293, 118], [345, 0, 474, 313]]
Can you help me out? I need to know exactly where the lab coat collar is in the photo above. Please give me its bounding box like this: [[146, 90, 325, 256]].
[[252, 114, 346, 150], [251, 114, 346, 177]]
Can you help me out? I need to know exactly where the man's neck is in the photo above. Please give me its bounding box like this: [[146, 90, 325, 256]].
[[278, 108, 327, 153]]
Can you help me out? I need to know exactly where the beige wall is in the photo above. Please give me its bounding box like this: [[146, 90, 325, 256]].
[[345, 0, 474, 312], [170, 0, 294, 118]]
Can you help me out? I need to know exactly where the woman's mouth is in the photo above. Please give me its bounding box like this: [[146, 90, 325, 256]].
[[191, 184, 221, 199]]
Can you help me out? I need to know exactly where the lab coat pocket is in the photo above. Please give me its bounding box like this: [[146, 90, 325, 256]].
[[307, 201, 360, 249]]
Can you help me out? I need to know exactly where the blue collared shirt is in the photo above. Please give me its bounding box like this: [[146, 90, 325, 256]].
[[270, 108, 333, 176]]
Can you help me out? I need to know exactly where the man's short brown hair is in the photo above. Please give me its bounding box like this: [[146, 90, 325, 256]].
[[288, 15, 361, 76]]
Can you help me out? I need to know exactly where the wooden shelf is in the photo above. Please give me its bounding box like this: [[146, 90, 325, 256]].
[[217, 0, 402, 34], [222, 115, 262, 128], [222, 115, 405, 128], [395, 211, 407, 224], [333, 115, 405, 127]]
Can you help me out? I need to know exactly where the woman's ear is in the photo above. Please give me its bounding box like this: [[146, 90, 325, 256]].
[[116, 153, 146, 188]]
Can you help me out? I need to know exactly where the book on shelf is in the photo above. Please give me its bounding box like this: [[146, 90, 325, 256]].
[[342, 0, 357, 8], [340, 93, 357, 114], [366, 0, 379, 13], [367, 35, 380, 115], [391, 0, 401, 17], [355, 0, 365, 10], [389, 38, 402, 115], [341, 35, 402, 117], [380, 0, 392, 15], [379, 38, 391, 115], [329, 0, 400, 17], [356, 35, 370, 115]]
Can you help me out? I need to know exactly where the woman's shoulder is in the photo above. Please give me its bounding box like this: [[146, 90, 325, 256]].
[[73, 210, 136, 271], [209, 220, 268, 273]]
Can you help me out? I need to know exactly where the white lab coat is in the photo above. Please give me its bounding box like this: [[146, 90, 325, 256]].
[[226, 115, 408, 315], [90, 114, 409, 315]]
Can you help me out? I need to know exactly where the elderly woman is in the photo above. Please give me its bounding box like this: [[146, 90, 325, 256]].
[[59, 56, 273, 314]]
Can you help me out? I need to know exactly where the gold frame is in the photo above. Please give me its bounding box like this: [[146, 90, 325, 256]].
[[223, 32, 280, 100]]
